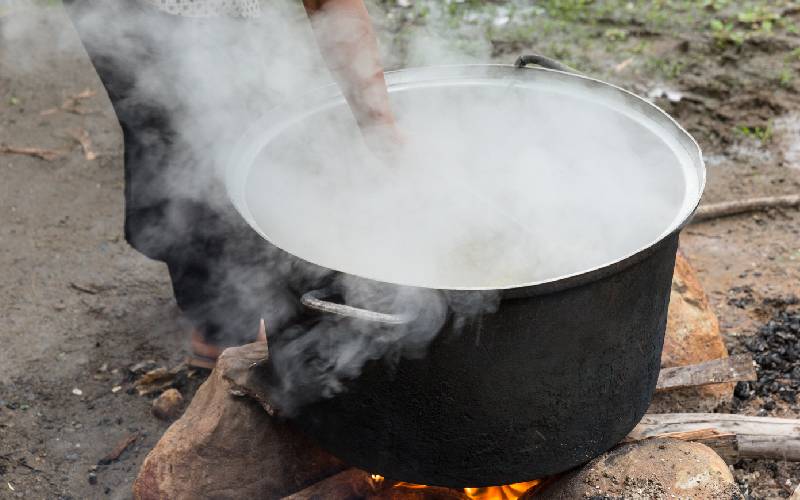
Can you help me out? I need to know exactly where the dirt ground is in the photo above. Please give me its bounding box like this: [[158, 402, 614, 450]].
[[1, 2, 799, 499]]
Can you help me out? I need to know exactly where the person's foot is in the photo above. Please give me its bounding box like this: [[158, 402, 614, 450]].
[[188, 319, 267, 369]]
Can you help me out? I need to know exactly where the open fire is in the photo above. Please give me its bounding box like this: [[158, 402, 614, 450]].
[[369, 474, 541, 499]]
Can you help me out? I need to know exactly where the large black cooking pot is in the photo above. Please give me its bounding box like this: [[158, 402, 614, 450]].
[[227, 56, 705, 487]]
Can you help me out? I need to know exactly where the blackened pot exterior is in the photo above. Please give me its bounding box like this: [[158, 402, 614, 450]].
[[289, 232, 680, 487]]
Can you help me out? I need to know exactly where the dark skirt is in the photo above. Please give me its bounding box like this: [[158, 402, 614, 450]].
[[63, 0, 304, 344]]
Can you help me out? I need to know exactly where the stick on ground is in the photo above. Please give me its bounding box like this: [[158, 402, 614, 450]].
[[0, 145, 65, 161], [98, 433, 139, 465], [40, 88, 98, 116], [68, 127, 97, 161], [692, 194, 800, 222]]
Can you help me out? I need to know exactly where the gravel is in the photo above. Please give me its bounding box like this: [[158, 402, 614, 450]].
[[734, 296, 800, 407]]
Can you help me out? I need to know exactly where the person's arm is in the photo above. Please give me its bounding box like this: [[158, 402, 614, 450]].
[[303, 0, 397, 135]]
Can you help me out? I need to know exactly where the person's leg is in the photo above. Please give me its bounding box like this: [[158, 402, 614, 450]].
[[64, 0, 273, 365], [167, 206, 301, 367], [165, 207, 258, 336]]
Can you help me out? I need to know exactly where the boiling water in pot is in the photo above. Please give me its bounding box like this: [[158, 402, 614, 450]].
[[244, 82, 698, 289]]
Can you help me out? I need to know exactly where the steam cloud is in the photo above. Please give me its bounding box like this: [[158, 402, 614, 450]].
[[1, 0, 694, 414]]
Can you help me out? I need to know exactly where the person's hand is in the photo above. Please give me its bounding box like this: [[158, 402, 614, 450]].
[[303, 0, 402, 164], [360, 119, 407, 166]]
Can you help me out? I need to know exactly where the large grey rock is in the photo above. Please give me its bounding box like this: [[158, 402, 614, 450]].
[[522, 439, 742, 499]]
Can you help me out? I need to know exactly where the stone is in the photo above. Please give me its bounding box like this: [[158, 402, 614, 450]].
[[151, 388, 183, 421], [133, 342, 345, 500], [524, 439, 742, 499], [652, 251, 733, 411]]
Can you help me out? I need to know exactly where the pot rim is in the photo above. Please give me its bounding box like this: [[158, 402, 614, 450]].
[[226, 63, 706, 293]]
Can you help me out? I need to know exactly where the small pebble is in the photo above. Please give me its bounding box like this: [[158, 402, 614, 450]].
[[152, 388, 184, 421], [71, 388, 83, 396], [87, 472, 97, 485]]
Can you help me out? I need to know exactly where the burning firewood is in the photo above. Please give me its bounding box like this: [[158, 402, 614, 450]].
[[283, 470, 474, 500], [373, 484, 470, 499], [291, 418, 796, 499], [282, 469, 378, 500]]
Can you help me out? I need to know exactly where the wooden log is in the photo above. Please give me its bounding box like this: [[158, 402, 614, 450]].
[[623, 428, 738, 461], [282, 468, 377, 500], [655, 354, 756, 392], [692, 194, 800, 222], [282, 469, 471, 500], [630, 413, 800, 461]]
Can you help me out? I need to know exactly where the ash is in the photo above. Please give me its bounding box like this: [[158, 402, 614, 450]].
[[734, 296, 800, 407]]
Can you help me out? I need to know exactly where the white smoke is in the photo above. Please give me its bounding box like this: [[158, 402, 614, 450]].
[[0, 0, 698, 412]]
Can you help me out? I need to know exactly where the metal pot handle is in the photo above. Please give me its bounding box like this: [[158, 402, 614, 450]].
[[301, 288, 413, 325], [515, 54, 578, 74]]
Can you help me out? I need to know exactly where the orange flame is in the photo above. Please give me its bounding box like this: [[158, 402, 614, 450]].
[[462, 481, 540, 500], [371, 475, 540, 499]]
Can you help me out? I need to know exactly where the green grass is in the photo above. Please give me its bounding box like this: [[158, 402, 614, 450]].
[[376, 0, 797, 38], [373, 0, 798, 81], [645, 57, 687, 80], [736, 122, 774, 143]]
